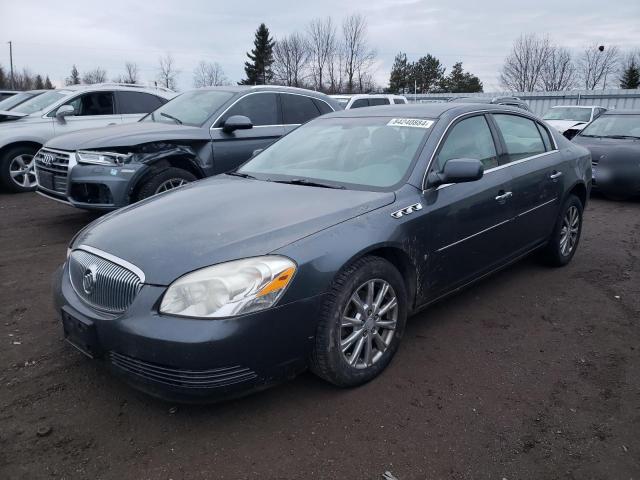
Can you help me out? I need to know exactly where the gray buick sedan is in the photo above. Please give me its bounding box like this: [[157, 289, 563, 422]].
[[54, 104, 591, 402]]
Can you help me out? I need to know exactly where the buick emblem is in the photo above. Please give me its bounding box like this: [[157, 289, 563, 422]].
[[82, 265, 98, 295], [40, 153, 55, 166]]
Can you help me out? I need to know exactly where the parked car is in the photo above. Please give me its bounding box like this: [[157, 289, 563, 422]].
[[54, 103, 591, 402], [0, 90, 19, 102], [331, 94, 408, 109], [35, 86, 340, 209], [572, 109, 640, 199], [543, 105, 607, 139], [448, 96, 531, 111], [0, 90, 46, 111], [0, 83, 175, 193]]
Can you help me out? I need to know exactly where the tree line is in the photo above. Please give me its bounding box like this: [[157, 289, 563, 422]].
[[500, 34, 640, 92], [0, 65, 54, 90]]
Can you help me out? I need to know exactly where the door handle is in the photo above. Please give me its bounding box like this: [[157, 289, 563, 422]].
[[549, 171, 563, 179], [495, 191, 513, 202]]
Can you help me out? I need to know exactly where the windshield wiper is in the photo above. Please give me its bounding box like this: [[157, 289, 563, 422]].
[[160, 112, 183, 125], [273, 178, 345, 189], [605, 135, 640, 140], [226, 171, 257, 179]]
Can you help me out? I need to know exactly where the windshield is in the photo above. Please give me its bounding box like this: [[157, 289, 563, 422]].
[[12, 90, 70, 114], [239, 116, 433, 189], [142, 90, 235, 127], [543, 107, 592, 123], [579, 114, 640, 138], [0, 92, 39, 111]]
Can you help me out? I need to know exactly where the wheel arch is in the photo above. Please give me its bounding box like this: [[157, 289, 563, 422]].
[[0, 141, 43, 159], [130, 154, 205, 199], [565, 180, 588, 208]]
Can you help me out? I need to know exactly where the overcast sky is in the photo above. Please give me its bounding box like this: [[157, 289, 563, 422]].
[[2, 0, 639, 92]]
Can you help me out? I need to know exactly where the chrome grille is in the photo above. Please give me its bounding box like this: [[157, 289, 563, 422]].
[[69, 249, 143, 314], [35, 148, 72, 194]]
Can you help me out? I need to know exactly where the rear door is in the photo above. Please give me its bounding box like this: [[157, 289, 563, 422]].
[[209, 92, 284, 174], [419, 114, 517, 298], [490, 113, 564, 253], [52, 91, 122, 136], [116, 91, 166, 124]]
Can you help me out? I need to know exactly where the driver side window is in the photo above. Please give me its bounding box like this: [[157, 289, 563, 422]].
[[59, 92, 115, 116], [436, 115, 498, 171], [220, 93, 278, 126]]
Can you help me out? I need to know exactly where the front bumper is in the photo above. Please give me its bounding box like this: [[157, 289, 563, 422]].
[[591, 163, 640, 197], [53, 264, 323, 402]]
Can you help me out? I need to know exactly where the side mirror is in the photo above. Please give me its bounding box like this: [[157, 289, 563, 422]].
[[55, 105, 75, 122], [251, 148, 263, 158], [222, 115, 253, 133], [427, 158, 484, 188]]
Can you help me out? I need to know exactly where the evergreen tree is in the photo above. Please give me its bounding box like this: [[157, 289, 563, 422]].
[[34, 74, 45, 89], [620, 59, 640, 89], [412, 55, 445, 93], [44, 76, 54, 89], [440, 62, 483, 93], [66, 65, 81, 85], [388, 52, 411, 93], [240, 23, 275, 85], [0, 65, 6, 89]]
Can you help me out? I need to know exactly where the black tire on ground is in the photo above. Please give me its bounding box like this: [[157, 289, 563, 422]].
[[541, 194, 584, 267], [135, 167, 197, 202], [0, 145, 39, 193], [311, 256, 408, 387]]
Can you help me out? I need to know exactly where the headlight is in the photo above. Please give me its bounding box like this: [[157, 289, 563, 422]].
[[159, 256, 296, 318], [76, 150, 130, 166]]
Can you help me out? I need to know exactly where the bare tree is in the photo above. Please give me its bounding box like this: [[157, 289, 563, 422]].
[[273, 33, 310, 87], [193, 61, 228, 87], [539, 46, 577, 91], [307, 17, 336, 92], [578, 44, 620, 90], [157, 54, 179, 90], [500, 34, 551, 92], [82, 67, 107, 84], [342, 14, 376, 93], [123, 62, 139, 84]]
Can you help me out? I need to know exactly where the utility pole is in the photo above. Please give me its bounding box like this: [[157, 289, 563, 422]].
[[8, 41, 15, 90]]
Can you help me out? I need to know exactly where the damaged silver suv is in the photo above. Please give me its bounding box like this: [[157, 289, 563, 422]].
[[35, 86, 339, 210]]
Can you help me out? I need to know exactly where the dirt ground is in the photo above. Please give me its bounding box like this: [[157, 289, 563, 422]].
[[0, 192, 639, 480]]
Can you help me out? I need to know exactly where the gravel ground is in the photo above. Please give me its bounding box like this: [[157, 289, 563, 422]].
[[0, 192, 639, 480]]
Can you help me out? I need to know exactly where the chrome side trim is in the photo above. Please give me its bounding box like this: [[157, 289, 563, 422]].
[[422, 110, 559, 190], [516, 197, 557, 217], [75, 244, 146, 283], [436, 218, 512, 252], [209, 91, 335, 130]]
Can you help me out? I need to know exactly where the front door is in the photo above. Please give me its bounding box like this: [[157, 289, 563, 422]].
[[209, 92, 284, 174]]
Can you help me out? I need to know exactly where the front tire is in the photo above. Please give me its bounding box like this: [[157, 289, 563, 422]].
[[0, 145, 39, 193], [311, 256, 408, 387], [542, 194, 583, 267], [135, 167, 196, 202]]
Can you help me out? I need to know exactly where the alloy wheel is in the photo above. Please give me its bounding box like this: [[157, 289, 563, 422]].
[[155, 178, 188, 194], [340, 279, 398, 369], [559, 205, 580, 256], [9, 154, 36, 188]]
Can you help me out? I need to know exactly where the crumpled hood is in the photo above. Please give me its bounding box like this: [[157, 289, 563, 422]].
[[546, 119, 588, 133], [46, 121, 209, 150], [74, 176, 395, 285], [573, 135, 640, 167]]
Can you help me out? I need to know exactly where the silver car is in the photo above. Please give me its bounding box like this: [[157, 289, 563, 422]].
[[0, 83, 175, 193]]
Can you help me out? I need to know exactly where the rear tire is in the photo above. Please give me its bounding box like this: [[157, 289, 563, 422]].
[[135, 167, 196, 202], [0, 145, 39, 193], [311, 256, 407, 387], [541, 194, 583, 267]]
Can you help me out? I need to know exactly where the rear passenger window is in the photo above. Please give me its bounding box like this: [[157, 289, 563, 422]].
[[118, 91, 164, 114], [281, 94, 321, 124], [393, 99, 406, 104], [369, 98, 390, 106], [313, 99, 333, 114], [493, 114, 546, 162], [536, 123, 554, 150], [350, 99, 369, 109], [436, 115, 498, 171], [223, 93, 278, 126]]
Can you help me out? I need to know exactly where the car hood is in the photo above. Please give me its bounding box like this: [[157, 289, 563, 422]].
[[0, 110, 28, 122], [545, 119, 588, 132], [73, 176, 396, 285], [573, 135, 640, 166], [46, 121, 209, 150]]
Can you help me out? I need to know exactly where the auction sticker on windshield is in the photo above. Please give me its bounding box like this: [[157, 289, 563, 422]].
[[387, 118, 434, 129]]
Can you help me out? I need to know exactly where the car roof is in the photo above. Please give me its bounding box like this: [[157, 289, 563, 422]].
[[60, 83, 175, 98], [197, 85, 333, 100], [601, 109, 640, 115], [551, 105, 600, 109], [323, 102, 517, 119]]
